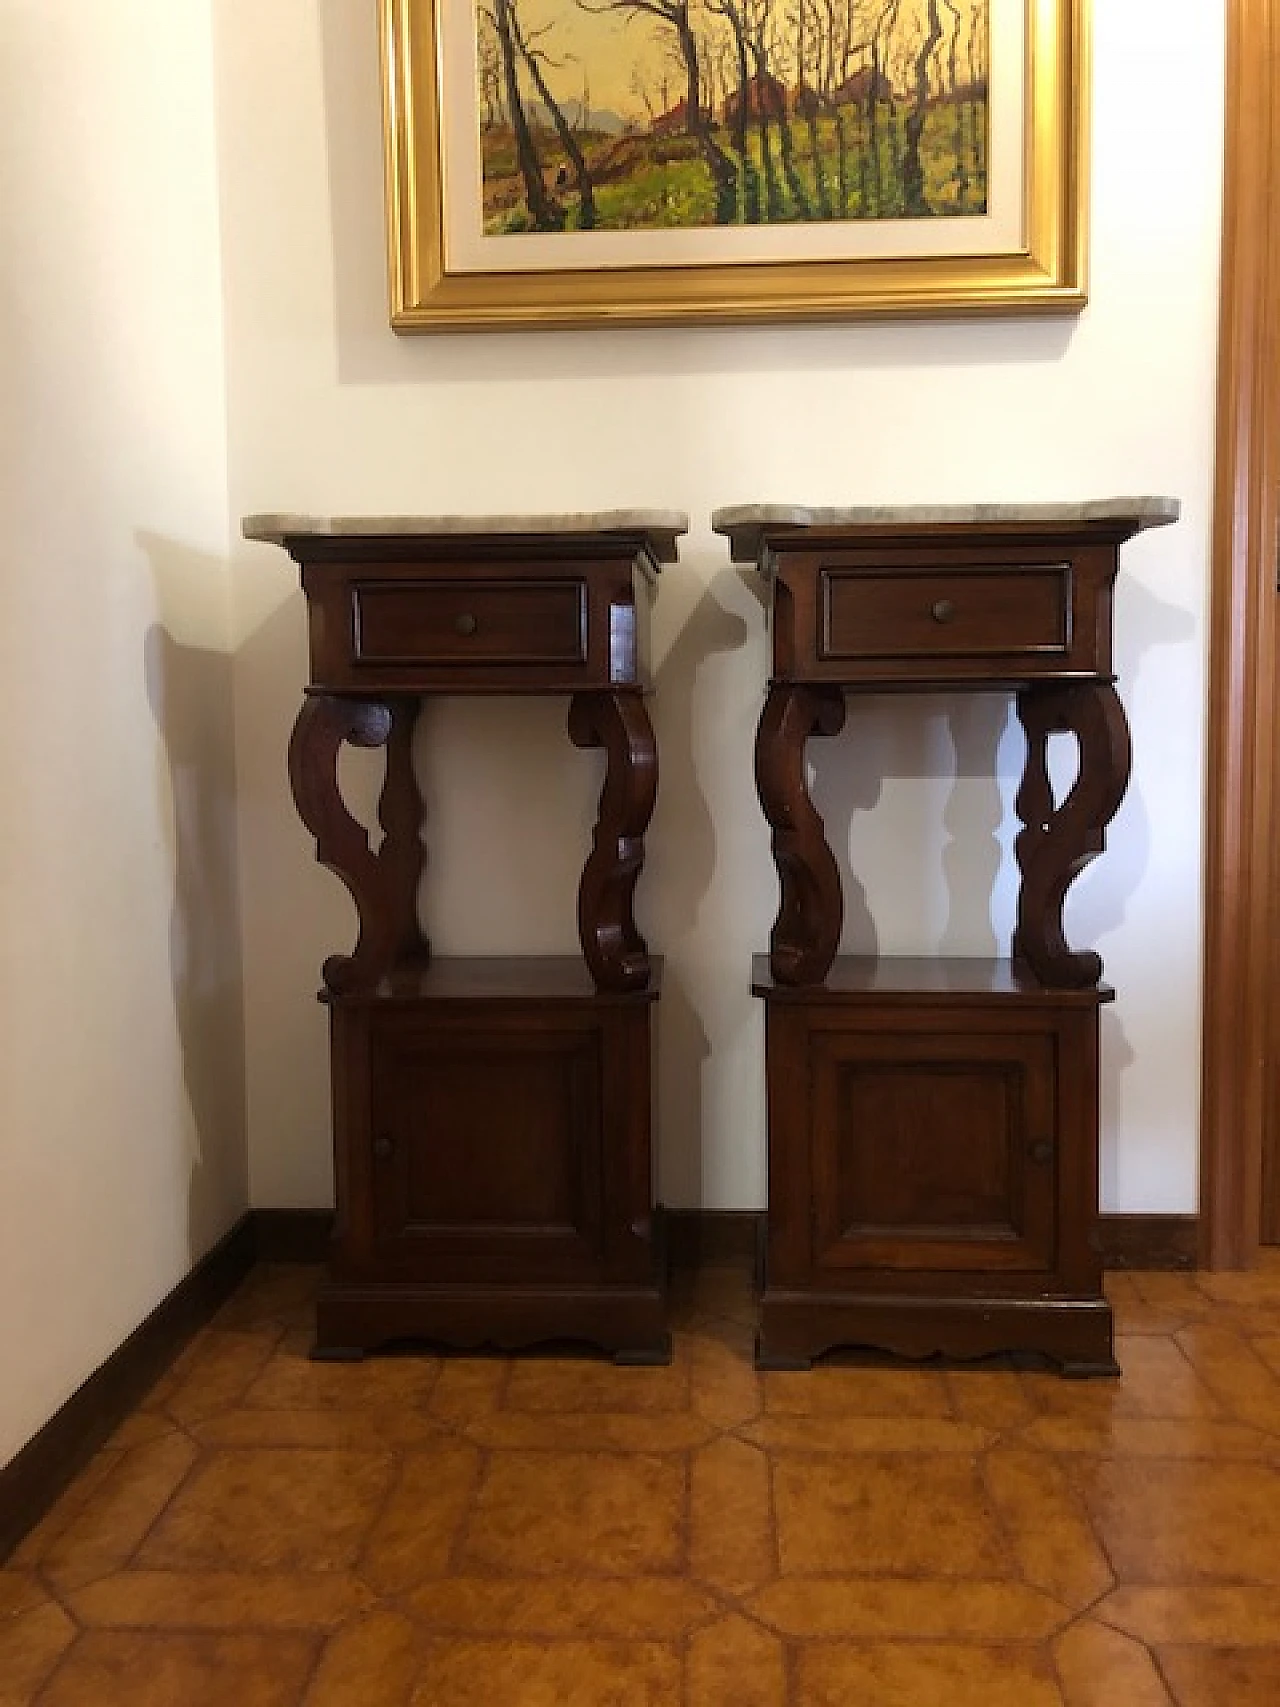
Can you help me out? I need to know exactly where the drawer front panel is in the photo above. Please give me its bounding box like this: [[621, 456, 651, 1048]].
[[352, 579, 587, 668], [820, 566, 1070, 662]]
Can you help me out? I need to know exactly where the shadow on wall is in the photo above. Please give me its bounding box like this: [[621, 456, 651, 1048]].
[[649, 573, 750, 945], [415, 693, 596, 955], [811, 691, 1010, 959], [1090, 568, 1197, 1205], [940, 695, 1012, 957], [139, 535, 248, 1257], [647, 568, 750, 1204]]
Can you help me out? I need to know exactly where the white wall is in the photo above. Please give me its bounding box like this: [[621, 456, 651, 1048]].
[[0, 3, 244, 1468], [219, 0, 1222, 1215]]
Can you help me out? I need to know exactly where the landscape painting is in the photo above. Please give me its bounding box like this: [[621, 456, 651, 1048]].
[[382, 0, 1084, 328], [475, 0, 989, 234]]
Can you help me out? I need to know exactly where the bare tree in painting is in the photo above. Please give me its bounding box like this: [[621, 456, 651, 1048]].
[[790, 0, 832, 217], [491, 0, 565, 227], [707, 0, 761, 219], [866, 0, 903, 216], [478, 14, 507, 130], [819, 0, 879, 217], [508, 12, 598, 226], [630, 64, 658, 125], [479, 0, 989, 232], [940, 0, 965, 204], [966, 1, 986, 187], [765, 0, 814, 218], [719, 0, 787, 220], [902, 0, 943, 214], [579, 0, 740, 222], [704, 31, 736, 127]]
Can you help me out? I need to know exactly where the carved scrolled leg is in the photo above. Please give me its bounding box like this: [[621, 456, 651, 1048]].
[[287, 693, 427, 994], [569, 689, 656, 992], [1014, 682, 1132, 988], [754, 682, 847, 986]]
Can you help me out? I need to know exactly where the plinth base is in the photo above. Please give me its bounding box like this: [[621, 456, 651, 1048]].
[[314, 1280, 670, 1363], [757, 1290, 1117, 1376]]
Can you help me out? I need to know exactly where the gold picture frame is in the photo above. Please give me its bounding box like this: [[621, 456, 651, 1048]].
[[381, 0, 1087, 331]]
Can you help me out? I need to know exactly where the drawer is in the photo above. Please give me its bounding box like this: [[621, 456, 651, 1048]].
[[820, 565, 1071, 662], [351, 578, 588, 668]]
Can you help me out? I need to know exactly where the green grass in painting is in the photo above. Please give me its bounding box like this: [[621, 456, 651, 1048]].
[[481, 106, 987, 235]]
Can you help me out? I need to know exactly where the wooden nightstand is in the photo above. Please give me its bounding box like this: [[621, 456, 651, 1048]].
[[245, 511, 686, 1362], [715, 499, 1179, 1373]]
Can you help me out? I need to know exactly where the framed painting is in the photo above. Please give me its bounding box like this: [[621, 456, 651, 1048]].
[[380, 0, 1087, 330]]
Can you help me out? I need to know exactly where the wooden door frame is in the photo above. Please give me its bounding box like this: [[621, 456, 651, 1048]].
[[1200, 0, 1280, 1267]]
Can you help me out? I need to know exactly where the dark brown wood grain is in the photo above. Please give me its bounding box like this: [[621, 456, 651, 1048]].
[[317, 961, 666, 1361], [736, 511, 1157, 1372], [275, 523, 674, 1358], [754, 956, 1114, 1372], [754, 681, 847, 986], [822, 564, 1070, 663], [286, 531, 661, 694], [569, 689, 657, 992], [1014, 681, 1132, 988], [251, 1204, 1199, 1273], [1097, 1215, 1200, 1271], [287, 693, 427, 995], [747, 517, 1144, 994], [739, 525, 1124, 688]]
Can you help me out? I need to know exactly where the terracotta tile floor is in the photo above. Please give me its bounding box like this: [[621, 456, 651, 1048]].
[[6, 1256, 1280, 1704]]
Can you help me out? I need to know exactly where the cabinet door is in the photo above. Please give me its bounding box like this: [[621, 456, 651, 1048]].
[[809, 1026, 1057, 1275], [368, 1012, 605, 1283]]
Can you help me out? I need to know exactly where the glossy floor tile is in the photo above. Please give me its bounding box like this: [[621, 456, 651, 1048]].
[[5, 1256, 1280, 1704]]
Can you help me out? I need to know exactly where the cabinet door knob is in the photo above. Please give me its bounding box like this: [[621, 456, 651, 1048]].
[[454, 612, 478, 636], [1028, 1139, 1054, 1166], [373, 1135, 395, 1160], [931, 598, 956, 624]]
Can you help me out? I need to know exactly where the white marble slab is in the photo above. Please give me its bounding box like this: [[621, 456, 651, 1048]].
[[242, 509, 690, 561], [712, 497, 1180, 560]]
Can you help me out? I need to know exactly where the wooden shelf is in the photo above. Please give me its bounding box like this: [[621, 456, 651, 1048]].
[[324, 956, 663, 1007], [752, 955, 1113, 1007]]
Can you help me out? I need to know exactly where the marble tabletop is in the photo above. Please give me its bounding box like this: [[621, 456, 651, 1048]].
[[711, 498, 1180, 560], [242, 510, 690, 562]]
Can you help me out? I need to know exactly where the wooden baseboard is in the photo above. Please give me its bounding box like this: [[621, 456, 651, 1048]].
[[253, 1207, 333, 1263], [663, 1210, 1201, 1274], [255, 1207, 765, 1276], [1095, 1214, 1200, 1271], [0, 1202, 1202, 1564], [0, 1214, 256, 1563], [664, 1209, 762, 1269]]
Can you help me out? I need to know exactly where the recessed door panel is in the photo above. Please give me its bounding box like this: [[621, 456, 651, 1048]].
[[810, 1028, 1057, 1273], [369, 1016, 604, 1282]]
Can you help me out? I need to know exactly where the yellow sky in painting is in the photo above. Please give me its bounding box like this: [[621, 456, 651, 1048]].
[[480, 0, 988, 127]]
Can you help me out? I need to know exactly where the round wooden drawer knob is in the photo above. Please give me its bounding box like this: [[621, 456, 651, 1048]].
[[1028, 1140, 1054, 1166], [931, 599, 956, 624], [373, 1136, 395, 1160], [454, 612, 479, 636]]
